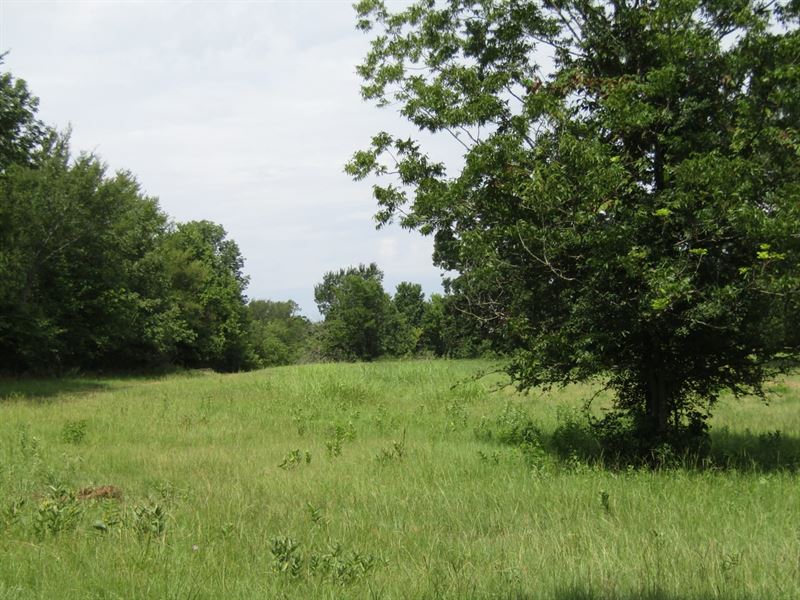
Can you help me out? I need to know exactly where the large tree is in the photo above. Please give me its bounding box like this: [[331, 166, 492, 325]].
[[320, 272, 392, 361], [161, 220, 253, 371], [314, 263, 391, 360], [349, 0, 800, 452], [0, 57, 48, 171], [0, 62, 256, 373], [0, 133, 178, 371], [314, 262, 384, 317], [393, 281, 426, 328], [248, 299, 311, 366]]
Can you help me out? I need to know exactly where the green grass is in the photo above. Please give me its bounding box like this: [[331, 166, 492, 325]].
[[0, 360, 798, 599]]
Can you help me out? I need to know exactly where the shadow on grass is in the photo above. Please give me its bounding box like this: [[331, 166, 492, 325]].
[[550, 586, 763, 600], [543, 419, 800, 473], [0, 366, 214, 403], [0, 377, 111, 403], [705, 427, 800, 472]]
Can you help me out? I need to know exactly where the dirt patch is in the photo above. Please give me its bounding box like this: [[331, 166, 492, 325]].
[[77, 485, 123, 501]]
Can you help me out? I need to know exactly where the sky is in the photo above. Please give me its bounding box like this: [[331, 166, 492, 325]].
[[0, 0, 460, 319]]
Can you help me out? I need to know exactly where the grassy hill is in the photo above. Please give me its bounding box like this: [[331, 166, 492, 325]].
[[0, 360, 798, 599]]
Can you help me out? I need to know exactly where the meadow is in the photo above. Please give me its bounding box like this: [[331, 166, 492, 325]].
[[0, 360, 798, 599]]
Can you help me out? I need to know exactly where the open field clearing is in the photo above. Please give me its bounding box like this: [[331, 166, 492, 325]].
[[0, 360, 798, 599]]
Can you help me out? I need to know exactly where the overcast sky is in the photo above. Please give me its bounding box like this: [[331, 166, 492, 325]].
[[0, 0, 460, 319]]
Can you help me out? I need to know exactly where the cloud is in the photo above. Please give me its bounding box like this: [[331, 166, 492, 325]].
[[1, 0, 455, 317], [378, 237, 398, 261]]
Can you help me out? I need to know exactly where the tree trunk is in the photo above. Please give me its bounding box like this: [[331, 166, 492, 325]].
[[653, 139, 665, 192], [645, 369, 669, 439]]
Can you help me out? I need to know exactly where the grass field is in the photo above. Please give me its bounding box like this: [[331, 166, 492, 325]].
[[0, 360, 798, 599]]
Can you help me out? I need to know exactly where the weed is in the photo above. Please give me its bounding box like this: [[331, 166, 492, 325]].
[[59, 451, 84, 481], [391, 434, 406, 458], [148, 480, 184, 505], [720, 551, 743, 575], [651, 443, 679, 469], [498, 402, 540, 445], [33, 484, 82, 537], [477, 402, 541, 446], [92, 501, 124, 534], [477, 450, 501, 465], [599, 490, 611, 513], [279, 449, 311, 470], [372, 405, 398, 432], [290, 406, 313, 437], [1, 499, 25, 529], [474, 416, 492, 441], [332, 421, 356, 442], [562, 450, 592, 474], [325, 421, 355, 458], [308, 542, 380, 585], [444, 400, 468, 431], [325, 438, 342, 458], [519, 440, 549, 473], [318, 380, 372, 407], [270, 536, 304, 578], [376, 430, 406, 464], [268, 535, 381, 585], [220, 522, 237, 538], [131, 502, 168, 538], [178, 413, 209, 428], [61, 419, 88, 445], [306, 502, 328, 527], [18, 425, 40, 460]]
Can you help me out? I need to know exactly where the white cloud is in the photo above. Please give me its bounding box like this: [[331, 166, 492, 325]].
[[1, 0, 458, 318], [378, 237, 398, 261]]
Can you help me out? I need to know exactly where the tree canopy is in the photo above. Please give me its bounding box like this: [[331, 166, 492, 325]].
[[314, 264, 391, 360], [349, 0, 800, 453], [0, 63, 256, 373], [247, 299, 312, 366], [314, 262, 384, 318], [0, 56, 48, 171], [161, 220, 253, 371]]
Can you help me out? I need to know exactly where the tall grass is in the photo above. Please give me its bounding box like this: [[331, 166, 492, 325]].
[[0, 360, 798, 599]]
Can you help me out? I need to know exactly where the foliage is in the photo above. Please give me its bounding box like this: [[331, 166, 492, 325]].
[[349, 0, 800, 451], [0, 63, 254, 373], [314, 264, 492, 361], [248, 300, 311, 366], [421, 292, 495, 358], [313, 262, 383, 318], [321, 272, 391, 361], [131, 502, 168, 538], [0, 56, 49, 170], [61, 419, 88, 445], [315, 264, 412, 361], [270, 535, 381, 585], [161, 220, 253, 371], [386, 281, 425, 354], [33, 484, 82, 537], [393, 282, 425, 327], [0, 134, 177, 371]]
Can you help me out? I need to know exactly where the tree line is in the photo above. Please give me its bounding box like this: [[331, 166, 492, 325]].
[[1, 63, 253, 372], [0, 60, 487, 374], [248, 264, 493, 368]]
